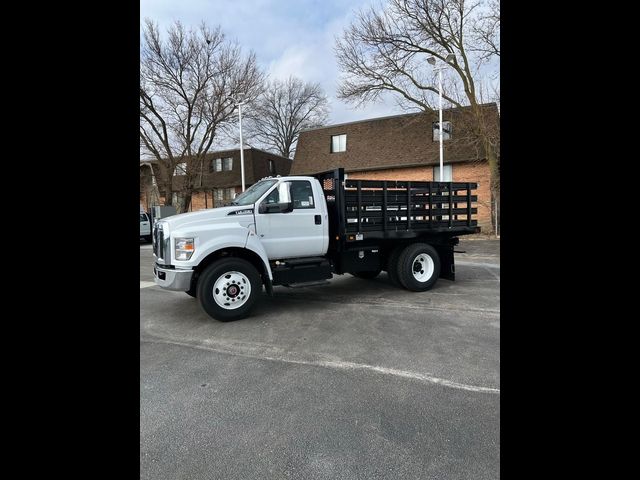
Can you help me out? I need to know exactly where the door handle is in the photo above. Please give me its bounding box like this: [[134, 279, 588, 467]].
[[314, 214, 321, 225]]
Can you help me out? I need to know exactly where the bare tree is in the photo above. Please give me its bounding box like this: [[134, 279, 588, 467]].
[[245, 77, 329, 158], [335, 0, 500, 193], [471, 0, 500, 60], [140, 19, 264, 212]]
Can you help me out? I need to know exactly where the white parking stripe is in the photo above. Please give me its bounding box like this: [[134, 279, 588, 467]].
[[140, 281, 156, 289], [142, 336, 500, 394], [483, 266, 501, 282], [457, 261, 500, 269]]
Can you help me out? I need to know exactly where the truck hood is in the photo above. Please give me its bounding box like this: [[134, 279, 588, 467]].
[[159, 206, 255, 233]]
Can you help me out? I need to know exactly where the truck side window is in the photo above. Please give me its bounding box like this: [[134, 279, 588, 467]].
[[262, 181, 314, 209], [289, 180, 315, 209], [263, 188, 279, 205]]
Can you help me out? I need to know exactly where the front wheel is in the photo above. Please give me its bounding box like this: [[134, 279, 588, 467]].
[[397, 243, 441, 292], [196, 258, 261, 321]]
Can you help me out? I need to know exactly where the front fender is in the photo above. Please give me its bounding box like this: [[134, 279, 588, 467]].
[[175, 223, 272, 280], [245, 230, 273, 280]]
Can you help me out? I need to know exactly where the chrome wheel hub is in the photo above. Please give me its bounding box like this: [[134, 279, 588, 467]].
[[212, 271, 251, 310]]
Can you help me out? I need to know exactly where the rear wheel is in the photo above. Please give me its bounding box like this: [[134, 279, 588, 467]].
[[351, 269, 381, 279], [196, 258, 261, 321], [385, 246, 404, 287], [397, 243, 440, 292]]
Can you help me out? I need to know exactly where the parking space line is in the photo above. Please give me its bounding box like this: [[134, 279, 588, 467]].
[[483, 266, 501, 282], [457, 261, 500, 269], [140, 281, 156, 289], [141, 336, 500, 394], [276, 296, 500, 315]]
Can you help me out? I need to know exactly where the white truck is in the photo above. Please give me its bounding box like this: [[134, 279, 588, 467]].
[[140, 211, 152, 243], [152, 168, 479, 321]]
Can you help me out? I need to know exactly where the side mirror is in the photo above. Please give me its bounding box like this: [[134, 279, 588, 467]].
[[260, 202, 293, 214], [280, 201, 293, 213]]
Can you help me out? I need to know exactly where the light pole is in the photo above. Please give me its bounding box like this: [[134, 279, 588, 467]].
[[233, 94, 246, 192], [427, 54, 456, 181]]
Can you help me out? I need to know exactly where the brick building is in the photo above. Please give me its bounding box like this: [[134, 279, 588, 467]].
[[140, 147, 292, 212], [292, 103, 499, 230]]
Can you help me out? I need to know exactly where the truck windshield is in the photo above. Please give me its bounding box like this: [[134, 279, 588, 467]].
[[228, 179, 278, 206]]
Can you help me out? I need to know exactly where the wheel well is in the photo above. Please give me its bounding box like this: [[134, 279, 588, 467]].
[[191, 248, 268, 291]]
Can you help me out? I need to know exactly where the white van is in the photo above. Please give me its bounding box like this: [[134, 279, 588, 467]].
[[140, 212, 152, 242]]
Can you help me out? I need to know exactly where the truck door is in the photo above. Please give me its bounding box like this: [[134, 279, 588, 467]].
[[255, 180, 326, 259]]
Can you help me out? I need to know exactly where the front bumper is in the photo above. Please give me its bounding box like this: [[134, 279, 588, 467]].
[[153, 264, 193, 291]]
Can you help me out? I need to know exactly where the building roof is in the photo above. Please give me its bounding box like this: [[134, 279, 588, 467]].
[[140, 147, 292, 191], [139, 147, 284, 166], [291, 103, 499, 175]]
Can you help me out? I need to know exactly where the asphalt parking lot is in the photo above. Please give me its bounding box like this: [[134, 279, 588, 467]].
[[140, 238, 500, 479]]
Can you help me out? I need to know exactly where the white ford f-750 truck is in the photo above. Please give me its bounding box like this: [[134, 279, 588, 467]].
[[152, 168, 479, 321]]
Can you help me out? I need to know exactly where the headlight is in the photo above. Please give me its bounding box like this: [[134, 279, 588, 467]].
[[175, 237, 195, 261]]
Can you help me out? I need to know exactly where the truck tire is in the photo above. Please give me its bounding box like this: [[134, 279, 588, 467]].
[[144, 235, 152, 243], [196, 258, 261, 321], [351, 270, 381, 279], [397, 243, 441, 292], [385, 246, 404, 287]]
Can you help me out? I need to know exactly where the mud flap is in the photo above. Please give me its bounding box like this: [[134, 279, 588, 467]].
[[435, 242, 456, 281], [263, 275, 274, 296]]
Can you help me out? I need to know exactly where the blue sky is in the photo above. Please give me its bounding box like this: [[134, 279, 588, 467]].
[[140, 0, 401, 126]]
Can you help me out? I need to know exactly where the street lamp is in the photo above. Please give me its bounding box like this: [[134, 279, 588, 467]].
[[232, 94, 246, 192], [427, 53, 456, 181]]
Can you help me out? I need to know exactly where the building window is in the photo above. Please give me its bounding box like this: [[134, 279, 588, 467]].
[[331, 134, 347, 153], [174, 162, 187, 176], [268, 159, 275, 174], [433, 164, 453, 181], [210, 157, 233, 172], [213, 187, 236, 205], [432, 121, 452, 141]]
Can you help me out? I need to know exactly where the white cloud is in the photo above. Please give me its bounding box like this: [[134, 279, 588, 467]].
[[263, 1, 399, 125], [141, 0, 401, 127]]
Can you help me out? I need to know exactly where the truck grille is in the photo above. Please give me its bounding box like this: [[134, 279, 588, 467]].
[[153, 224, 164, 259]]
